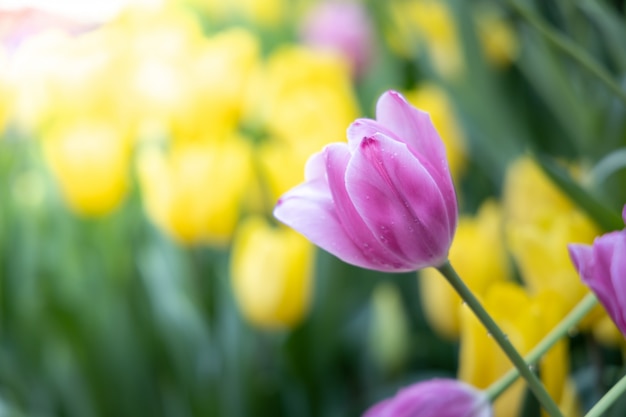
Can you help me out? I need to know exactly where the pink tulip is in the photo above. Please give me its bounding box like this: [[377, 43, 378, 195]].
[[568, 205, 626, 336], [300, 1, 375, 78], [363, 379, 492, 417], [273, 90, 457, 272]]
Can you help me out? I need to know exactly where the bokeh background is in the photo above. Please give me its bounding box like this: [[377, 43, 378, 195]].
[[1, 0, 626, 416]]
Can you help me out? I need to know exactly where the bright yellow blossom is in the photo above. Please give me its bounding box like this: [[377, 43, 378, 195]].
[[503, 157, 607, 330], [420, 200, 511, 339], [230, 216, 314, 329], [43, 119, 130, 216], [137, 137, 253, 246], [0, 47, 8, 134], [250, 46, 359, 200], [459, 282, 570, 417], [124, 19, 259, 141]]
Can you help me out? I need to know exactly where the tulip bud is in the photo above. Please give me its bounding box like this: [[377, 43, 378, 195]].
[[274, 90, 457, 272], [363, 379, 492, 417], [43, 119, 129, 216], [568, 205, 626, 337], [230, 216, 314, 329]]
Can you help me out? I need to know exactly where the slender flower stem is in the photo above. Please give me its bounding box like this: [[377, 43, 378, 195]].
[[486, 293, 598, 400], [436, 261, 564, 417], [584, 372, 626, 417], [506, 0, 626, 107]]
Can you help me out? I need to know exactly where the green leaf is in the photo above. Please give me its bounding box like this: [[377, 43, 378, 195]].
[[535, 153, 624, 232], [579, 0, 626, 73]]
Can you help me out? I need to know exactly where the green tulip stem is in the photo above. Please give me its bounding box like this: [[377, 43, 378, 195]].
[[506, 0, 626, 107], [486, 293, 598, 401], [436, 261, 564, 417], [584, 372, 626, 417]]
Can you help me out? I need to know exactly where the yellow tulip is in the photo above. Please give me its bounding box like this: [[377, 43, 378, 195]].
[[174, 28, 260, 141], [250, 45, 359, 148], [386, 0, 517, 76], [420, 200, 511, 339], [256, 140, 310, 202], [248, 46, 359, 201], [230, 216, 314, 329], [43, 119, 130, 216], [458, 282, 569, 417], [503, 157, 575, 226], [386, 0, 461, 78], [503, 157, 605, 329], [405, 84, 467, 180], [476, 10, 518, 68], [0, 46, 9, 134], [137, 136, 253, 246]]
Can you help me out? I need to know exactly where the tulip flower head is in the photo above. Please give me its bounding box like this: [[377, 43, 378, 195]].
[[568, 205, 626, 336], [363, 378, 492, 417], [274, 90, 457, 272]]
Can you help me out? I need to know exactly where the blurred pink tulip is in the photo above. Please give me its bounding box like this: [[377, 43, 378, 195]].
[[568, 205, 626, 336], [0, 8, 91, 51], [363, 379, 492, 417], [300, 0, 374, 77], [274, 90, 457, 272]]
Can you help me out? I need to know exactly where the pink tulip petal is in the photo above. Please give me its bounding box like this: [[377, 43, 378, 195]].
[[568, 243, 596, 280], [363, 379, 492, 417], [375, 91, 457, 228], [347, 118, 397, 151], [610, 232, 626, 332], [324, 143, 412, 271], [570, 220, 626, 338], [375, 91, 448, 176], [345, 134, 451, 269], [570, 243, 614, 313], [274, 175, 367, 269], [591, 234, 624, 327]]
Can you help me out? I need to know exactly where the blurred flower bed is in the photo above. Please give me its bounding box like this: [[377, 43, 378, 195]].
[[0, 0, 625, 416]]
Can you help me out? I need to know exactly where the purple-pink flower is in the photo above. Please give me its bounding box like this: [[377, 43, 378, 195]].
[[568, 205, 626, 336], [300, 1, 375, 78], [363, 379, 492, 417], [273, 90, 457, 272]]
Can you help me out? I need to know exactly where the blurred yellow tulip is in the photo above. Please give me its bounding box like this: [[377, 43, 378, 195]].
[[387, 0, 461, 77], [386, 0, 517, 76], [405, 84, 467, 180], [458, 282, 569, 417], [420, 200, 511, 339], [0, 47, 8, 134], [476, 10, 518, 68], [230, 216, 314, 329], [503, 157, 606, 330], [175, 28, 260, 141], [137, 137, 253, 246], [248, 46, 359, 201], [43, 119, 130, 216], [123, 20, 259, 142], [251, 45, 358, 146]]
